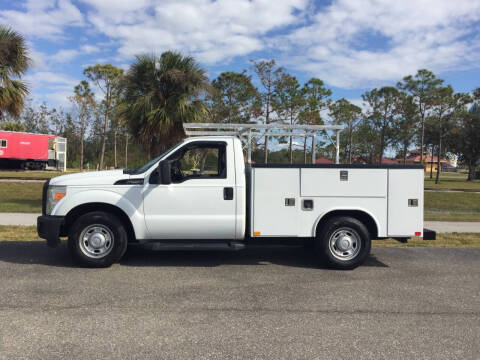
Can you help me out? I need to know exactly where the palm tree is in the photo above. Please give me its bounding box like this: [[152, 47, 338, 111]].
[[121, 51, 210, 158], [0, 25, 31, 120]]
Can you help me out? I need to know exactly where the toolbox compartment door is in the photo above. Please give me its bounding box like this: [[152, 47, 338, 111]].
[[251, 168, 299, 237], [387, 169, 424, 236], [300, 168, 387, 197]]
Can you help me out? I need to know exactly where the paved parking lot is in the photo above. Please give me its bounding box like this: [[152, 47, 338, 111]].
[[0, 242, 478, 359]]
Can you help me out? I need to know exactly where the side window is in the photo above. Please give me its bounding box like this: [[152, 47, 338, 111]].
[[0, 140, 6, 148], [168, 142, 226, 182]]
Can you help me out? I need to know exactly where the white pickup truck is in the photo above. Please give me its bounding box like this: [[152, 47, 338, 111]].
[[37, 136, 435, 269]]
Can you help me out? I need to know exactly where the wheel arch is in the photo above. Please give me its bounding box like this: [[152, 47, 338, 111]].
[[62, 203, 137, 242], [314, 209, 379, 239]]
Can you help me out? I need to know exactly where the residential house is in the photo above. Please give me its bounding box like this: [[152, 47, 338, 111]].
[[405, 149, 449, 173]]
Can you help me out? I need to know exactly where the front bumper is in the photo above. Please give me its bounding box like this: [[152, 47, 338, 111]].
[[37, 215, 64, 247]]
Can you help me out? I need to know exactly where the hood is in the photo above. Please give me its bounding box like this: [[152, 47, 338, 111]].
[[49, 170, 133, 186]]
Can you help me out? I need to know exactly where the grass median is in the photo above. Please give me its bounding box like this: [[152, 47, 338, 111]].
[[424, 172, 480, 191], [0, 170, 79, 179], [0, 225, 479, 248], [0, 182, 43, 212], [424, 191, 480, 221]]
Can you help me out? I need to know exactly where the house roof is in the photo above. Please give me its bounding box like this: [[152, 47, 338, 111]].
[[352, 156, 399, 165], [379, 157, 400, 165], [406, 155, 448, 163], [315, 157, 334, 164]]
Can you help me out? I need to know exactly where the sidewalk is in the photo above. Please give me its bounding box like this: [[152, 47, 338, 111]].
[[1, 213, 479, 233], [0, 213, 40, 226], [424, 221, 480, 233]]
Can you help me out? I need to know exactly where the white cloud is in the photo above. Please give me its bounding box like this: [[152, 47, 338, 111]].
[[347, 98, 367, 112], [0, 0, 84, 40], [82, 0, 308, 63], [25, 71, 79, 106], [80, 45, 99, 54], [4, 0, 480, 100], [51, 44, 100, 63], [279, 0, 480, 88], [25, 71, 77, 86], [43, 91, 73, 106], [78, 0, 480, 87], [53, 49, 79, 62], [28, 47, 48, 70]]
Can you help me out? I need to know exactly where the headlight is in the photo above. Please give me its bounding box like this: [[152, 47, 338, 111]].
[[46, 186, 67, 215]]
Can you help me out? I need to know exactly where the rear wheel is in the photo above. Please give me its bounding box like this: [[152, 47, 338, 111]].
[[315, 216, 371, 269], [68, 211, 128, 267]]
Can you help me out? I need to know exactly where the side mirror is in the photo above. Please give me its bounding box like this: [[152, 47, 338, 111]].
[[159, 161, 171, 185]]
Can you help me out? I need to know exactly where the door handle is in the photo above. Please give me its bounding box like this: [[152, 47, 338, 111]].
[[223, 187, 234, 200]]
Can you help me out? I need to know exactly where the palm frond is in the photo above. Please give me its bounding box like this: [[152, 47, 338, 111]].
[[0, 25, 31, 76], [121, 51, 210, 152], [0, 25, 31, 117]]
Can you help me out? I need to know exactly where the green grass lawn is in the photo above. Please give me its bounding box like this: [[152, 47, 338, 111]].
[[1, 225, 478, 248], [424, 191, 480, 221], [0, 226, 42, 241], [0, 182, 43, 212], [424, 172, 480, 190], [0, 170, 79, 179]]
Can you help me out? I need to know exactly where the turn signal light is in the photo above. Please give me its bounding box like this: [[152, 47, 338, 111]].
[[54, 192, 66, 201], [253, 231, 261, 236]]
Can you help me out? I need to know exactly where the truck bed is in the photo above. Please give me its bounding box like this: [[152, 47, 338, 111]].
[[248, 164, 424, 239]]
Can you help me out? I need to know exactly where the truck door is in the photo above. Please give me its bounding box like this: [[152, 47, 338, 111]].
[[143, 140, 237, 240]]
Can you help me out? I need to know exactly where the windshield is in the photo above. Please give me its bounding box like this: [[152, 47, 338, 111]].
[[126, 141, 183, 175]]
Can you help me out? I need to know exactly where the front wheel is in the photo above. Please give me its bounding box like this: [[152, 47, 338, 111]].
[[315, 216, 371, 270], [68, 211, 128, 267]]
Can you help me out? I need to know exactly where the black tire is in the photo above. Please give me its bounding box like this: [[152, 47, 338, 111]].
[[68, 211, 128, 268], [314, 216, 371, 270]]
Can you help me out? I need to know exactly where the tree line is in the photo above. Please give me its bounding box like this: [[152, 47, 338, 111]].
[[1, 25, 479, 181]]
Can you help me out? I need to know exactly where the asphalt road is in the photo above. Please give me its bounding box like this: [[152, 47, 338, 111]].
[[0, 243, 478, 360]]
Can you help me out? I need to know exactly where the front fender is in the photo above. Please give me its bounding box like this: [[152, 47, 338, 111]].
[[52, 187, 148, 239]]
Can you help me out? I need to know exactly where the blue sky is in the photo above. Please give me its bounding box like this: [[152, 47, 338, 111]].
[[1, 0, 480, 110]]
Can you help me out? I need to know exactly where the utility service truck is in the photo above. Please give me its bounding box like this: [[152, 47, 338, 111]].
[[37, 124, 435, 269]]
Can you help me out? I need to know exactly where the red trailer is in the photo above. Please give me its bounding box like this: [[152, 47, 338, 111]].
[[0, 131, 66, 170]]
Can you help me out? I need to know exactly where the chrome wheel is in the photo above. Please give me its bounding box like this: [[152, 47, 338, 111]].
[[328, 227, 361, 261], [79, 224, 114, 259]]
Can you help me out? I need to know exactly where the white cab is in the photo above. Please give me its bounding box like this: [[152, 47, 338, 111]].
[[143, 138, 237, 240]]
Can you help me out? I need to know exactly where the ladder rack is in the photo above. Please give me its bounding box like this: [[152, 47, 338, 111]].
[[183, 123, 344, 164]]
